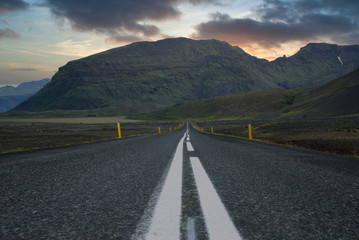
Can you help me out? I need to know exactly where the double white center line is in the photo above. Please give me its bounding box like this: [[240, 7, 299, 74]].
[[134, 131, 242, 240]]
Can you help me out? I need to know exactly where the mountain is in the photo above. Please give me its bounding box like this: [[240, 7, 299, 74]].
[[0, 79, 51, 96], [286, 67, 359, 117], [0, 78, 50, 112], [14, 38, 359, 112], [267, 43, 359, 88], [132, 68, 359, 120]]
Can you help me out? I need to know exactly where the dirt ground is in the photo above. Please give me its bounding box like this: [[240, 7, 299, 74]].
[[192, 117, 359, 157], [0, 121, 183, 154]]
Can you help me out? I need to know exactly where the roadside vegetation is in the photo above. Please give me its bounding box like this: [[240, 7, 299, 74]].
[[0, 120, 183, 154], [192, 118, 359, 157]]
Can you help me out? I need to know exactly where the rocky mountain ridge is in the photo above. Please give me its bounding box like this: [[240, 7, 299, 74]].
[[14, 38, 359, 112]]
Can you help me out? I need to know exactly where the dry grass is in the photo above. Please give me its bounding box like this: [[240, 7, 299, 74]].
[[193, 118, 359, 157], [0, 121, 184, 154]]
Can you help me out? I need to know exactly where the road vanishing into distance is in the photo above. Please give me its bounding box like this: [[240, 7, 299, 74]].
[[1, 123, 359, 239]]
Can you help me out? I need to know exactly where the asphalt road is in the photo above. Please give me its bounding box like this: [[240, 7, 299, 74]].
[[1, 124, 359, 239]]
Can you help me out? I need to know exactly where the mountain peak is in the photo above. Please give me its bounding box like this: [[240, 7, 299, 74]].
[[14, 38, 359, 112]]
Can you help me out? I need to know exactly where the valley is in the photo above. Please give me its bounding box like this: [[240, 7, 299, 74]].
[[1, 38, 358, 157]]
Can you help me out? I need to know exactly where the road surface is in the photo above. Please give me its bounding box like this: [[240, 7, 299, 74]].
[[1, 123, 358, 239]]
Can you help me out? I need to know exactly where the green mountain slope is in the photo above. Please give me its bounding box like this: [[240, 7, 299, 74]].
[[14, 38, 359, 112], [286, 68, 359, 117], [132, 68, 359, 120], [15, 38, 275, 111], [267, 43, 359, 88]]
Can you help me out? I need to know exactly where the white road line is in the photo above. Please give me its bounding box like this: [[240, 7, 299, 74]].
[[190, 157, 242, 240], [145, 134, 186, 240], [187, 141, 194, 151], [186, 217, 197, 240]]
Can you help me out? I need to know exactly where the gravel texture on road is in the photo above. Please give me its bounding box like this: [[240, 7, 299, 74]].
[[2, 124, 359, 239], [189, 126, 359, 239], [0, 129, 185, 239]]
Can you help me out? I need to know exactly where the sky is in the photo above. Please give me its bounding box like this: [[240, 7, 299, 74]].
[[1, 0, 358, 86]]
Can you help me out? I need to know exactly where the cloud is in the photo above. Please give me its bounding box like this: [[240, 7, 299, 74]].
[[0, 0, 29, 14], [0, 19, 9, 25], [43, 0, 217, 42], [14, 49, 47, 56], [192, 0, 359, 53], [0, 27, 20, 39], [48, 39, 112, 57], [256, 0, 359, 23], [193, 12, 357, 48], [0, 62, 54, 85], [103, 30, 143, 44], [0, 0, 29, 39], [9, 68, 37, 71], [2, 62, 55, 72]]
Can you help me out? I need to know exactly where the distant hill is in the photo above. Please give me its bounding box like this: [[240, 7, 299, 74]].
[[0, 78, 50, 112], [286, 68, 359, 117], [267, 43, 359, 88], [132, 68, 359, 120], [14, 38, 359, 112]]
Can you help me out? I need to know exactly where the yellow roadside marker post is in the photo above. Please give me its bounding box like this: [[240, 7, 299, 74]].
[[248, 124, 252, 140], [202, 127, 204, 132], [117, 123, 122, 139], [211, 127, 213, 134], [170, 128, 172, 133], [159, 127, 161, 134]]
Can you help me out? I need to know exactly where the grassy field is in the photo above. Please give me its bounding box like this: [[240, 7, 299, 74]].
[[1, 115, 358, 157], [192, 117, 359, 157], [0, 120, 184, 154]]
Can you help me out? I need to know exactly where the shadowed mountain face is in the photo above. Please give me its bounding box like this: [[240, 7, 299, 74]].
[[287, 67, 359, 117], [14, 38, 359, 112], [132, 68, 359, 120]]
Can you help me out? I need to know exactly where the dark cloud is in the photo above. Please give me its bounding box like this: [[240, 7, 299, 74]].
[[193, 0, 359, 48], [0, 27, 19, 39], [257, 0, 359, 22], [102, 30, 143, 44], [0, 0, 28, 40], [43, 0, 217, 42], [0, 0, 29, 14]]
